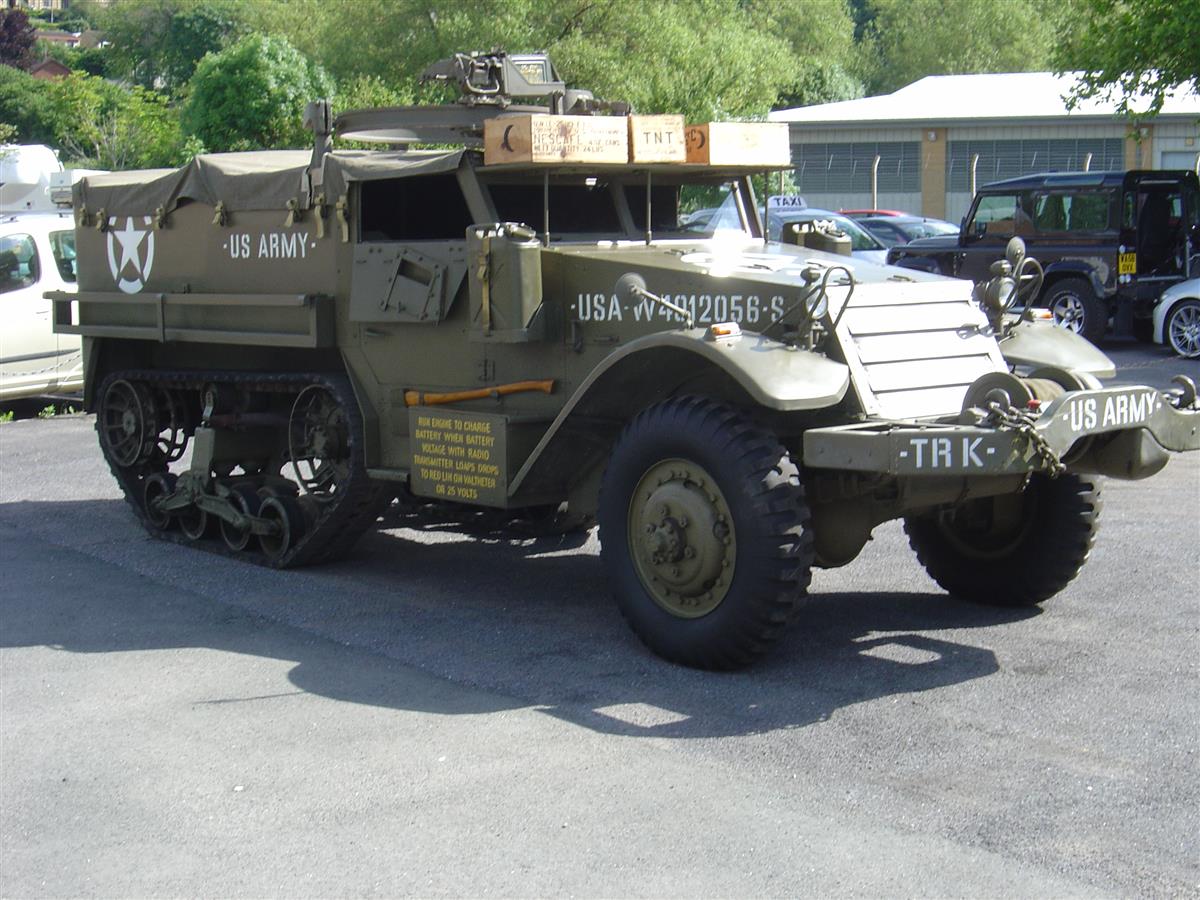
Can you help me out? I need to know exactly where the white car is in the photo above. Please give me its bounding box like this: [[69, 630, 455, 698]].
[[0, 212, 82, 401], [1153, 277, 1200, 359]]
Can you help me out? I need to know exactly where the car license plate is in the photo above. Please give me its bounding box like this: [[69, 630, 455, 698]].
[[1118, 252, 1137, 275]]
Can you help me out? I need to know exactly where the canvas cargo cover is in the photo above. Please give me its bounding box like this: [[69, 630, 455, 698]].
[[73, 148, 467, 216]]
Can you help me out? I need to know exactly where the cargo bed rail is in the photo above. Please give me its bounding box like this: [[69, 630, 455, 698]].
[[48, 290, 336, 349]]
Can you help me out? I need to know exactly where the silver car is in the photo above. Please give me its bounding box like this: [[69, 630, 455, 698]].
[[1153, 277, 1200, 359]]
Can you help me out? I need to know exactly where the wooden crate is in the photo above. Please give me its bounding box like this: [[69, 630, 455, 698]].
[[628, 115, 686, 163], [684, 122, 791, 166], [484, 114, 629, 165]]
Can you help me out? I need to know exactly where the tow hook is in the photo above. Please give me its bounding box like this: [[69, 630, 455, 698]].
[[1167, 375, 1197, 410]]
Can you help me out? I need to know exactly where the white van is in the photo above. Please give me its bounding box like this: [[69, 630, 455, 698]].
[[0, 211, 82, 401]]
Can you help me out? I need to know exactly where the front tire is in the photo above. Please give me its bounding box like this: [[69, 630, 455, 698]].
[[903, 473, 1101, 607], [1165, 299, 1200, 358], [598, 397, 813, 669], [1042, 277, 1107, 345]]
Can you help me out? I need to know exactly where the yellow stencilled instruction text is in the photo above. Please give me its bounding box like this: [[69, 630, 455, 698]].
[[412, 413, 501, 502]]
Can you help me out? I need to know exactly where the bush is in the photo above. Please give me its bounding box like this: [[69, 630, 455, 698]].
[[181, 34, 333, 152]]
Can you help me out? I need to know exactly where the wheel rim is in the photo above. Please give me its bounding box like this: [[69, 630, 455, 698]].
[[627, 458, 736, 618], [100, 380, 156, 467], [258, 496, 302, 560], [1168, 304, 1200, 358], [1049, 292, 1085, 333], [288, 385, 350, 500], [934, 488, 1038, 560], [179, 505, 209, 541], [219, 487, 257, 552], [143, 473, 177, 531]]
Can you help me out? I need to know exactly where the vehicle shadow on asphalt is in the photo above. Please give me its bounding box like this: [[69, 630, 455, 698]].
[[2, 498, 1038, 740]]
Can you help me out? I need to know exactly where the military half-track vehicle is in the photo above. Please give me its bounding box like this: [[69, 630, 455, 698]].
[[52, 52, 1200, 669]]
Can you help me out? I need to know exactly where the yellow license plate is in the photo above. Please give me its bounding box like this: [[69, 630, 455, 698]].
[[1119, 252, 1137, 275]]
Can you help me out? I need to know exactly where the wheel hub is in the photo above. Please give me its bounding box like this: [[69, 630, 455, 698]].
[[1051, 294, 1084, 332], [629, 459, 734, 618]]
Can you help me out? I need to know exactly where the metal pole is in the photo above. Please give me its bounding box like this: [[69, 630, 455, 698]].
[[871, 154, 880, 210], [970, 153, 980, 197], [542, 171, 549, 247], [645, 171, 652, 245]]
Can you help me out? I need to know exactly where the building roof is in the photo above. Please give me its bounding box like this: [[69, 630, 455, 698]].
[[769, 72, 1200, 125], [29, 59, 72, 80]]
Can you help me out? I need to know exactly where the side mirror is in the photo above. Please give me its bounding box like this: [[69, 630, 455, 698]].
[[973, 219, 988, 238]]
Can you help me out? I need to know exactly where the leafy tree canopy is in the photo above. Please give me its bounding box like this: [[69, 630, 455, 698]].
[[100, 0, 248, 93], [1055, 0, 1199, 117], [0, 9, 37, 70], [861, 0, 1067, 94], [0, 65, 193, 168], [249, 0, 860, 121], [181, 34, 334, 152]]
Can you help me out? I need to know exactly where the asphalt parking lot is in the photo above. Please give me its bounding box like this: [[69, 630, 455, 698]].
[[1, 342, 1197, 897]]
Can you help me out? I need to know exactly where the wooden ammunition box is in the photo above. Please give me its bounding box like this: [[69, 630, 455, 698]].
[[684, 122, 791, 166], [484, 114, 629, 165], [628, 115, 686, 163]]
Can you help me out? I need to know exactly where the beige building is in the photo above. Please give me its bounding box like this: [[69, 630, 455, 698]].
[[4, 0, 70, 11], [769, 72, 1200, 221]]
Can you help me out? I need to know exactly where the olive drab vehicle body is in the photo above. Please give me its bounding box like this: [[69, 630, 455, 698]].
[[53, 52, 1200, 669]]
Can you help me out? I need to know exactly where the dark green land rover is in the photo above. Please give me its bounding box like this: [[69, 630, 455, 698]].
[[888, 170, 1200, 343]]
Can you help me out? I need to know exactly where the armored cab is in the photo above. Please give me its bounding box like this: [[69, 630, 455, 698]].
[[53, 51, 1200, 669]]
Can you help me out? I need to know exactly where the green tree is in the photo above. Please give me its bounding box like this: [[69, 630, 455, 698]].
[[0, 9, 37, 70], [861, 0, 1066, 94], [0, 63, 58, 143], [100, 0, 248, 93], [38, 40, 110, 77], [250, 0, 806, 122], [1055, 0, 1199, 117], [753, 0, 864, 107], [181, 34, 334, 151], [0, 66, 193, 167]]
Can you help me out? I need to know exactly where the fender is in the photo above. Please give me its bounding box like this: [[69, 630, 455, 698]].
[[999, 318, 1115, 377], [507, 329, 849, 499], [1040, 260, 1112, 299]]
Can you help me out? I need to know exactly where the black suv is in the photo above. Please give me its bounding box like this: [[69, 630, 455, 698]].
[[888, 170, 1200, 343]]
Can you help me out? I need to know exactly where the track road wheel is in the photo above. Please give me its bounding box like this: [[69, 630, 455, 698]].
[[142, 473, 178, 531], [903, 473, 1101, 607], [179, 503, 211, 542], [598, 396, 813, 670], [258, 495, 307, 562], [219, 484, 261, 552], [1042, 277, 1107, 345]]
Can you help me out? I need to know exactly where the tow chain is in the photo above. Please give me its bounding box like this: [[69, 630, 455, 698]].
[[986, 400, 1066, 478]]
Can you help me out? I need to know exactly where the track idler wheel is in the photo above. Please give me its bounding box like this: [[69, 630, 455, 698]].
[[143, 473, 179, 531], [258, 495, 307, 562], [219, 484, 262, 552]]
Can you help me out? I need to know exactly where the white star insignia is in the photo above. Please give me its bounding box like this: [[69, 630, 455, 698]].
[[113, 218, 146, 275]]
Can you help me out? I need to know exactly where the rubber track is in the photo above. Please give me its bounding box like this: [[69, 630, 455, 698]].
[[96, 369, 394, 569]]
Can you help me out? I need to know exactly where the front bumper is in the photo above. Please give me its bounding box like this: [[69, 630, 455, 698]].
[[803, 384, 1200, 480]]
